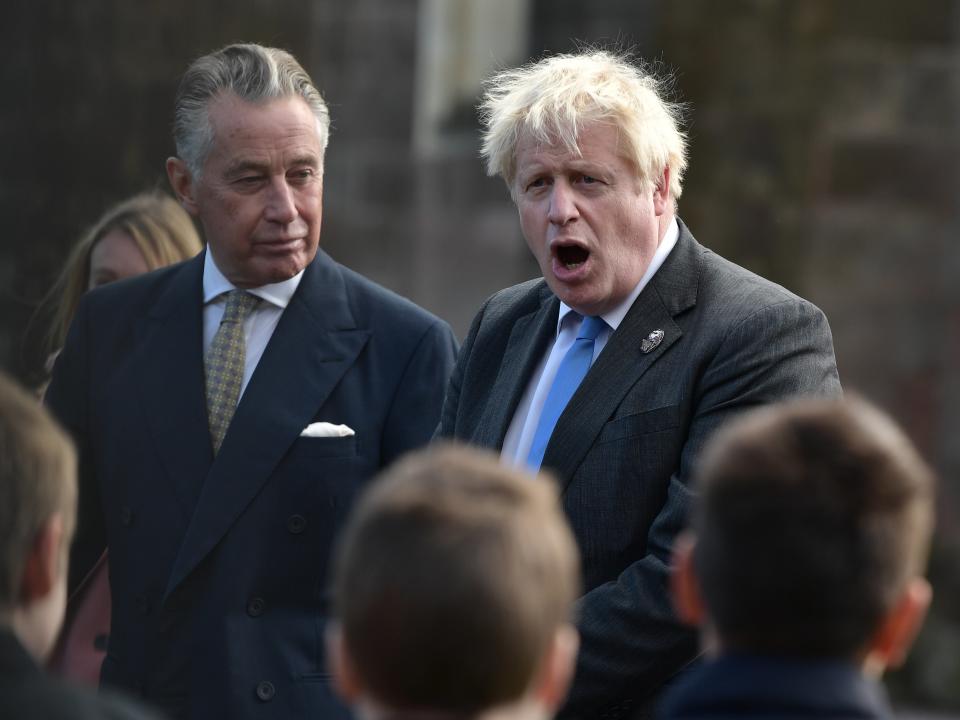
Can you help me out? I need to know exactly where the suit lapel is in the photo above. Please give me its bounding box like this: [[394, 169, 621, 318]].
[[474, 286, 558, 450], [541, 221, 702, 491], [134, 254, 212, 516], [164, 251, 370, 599]]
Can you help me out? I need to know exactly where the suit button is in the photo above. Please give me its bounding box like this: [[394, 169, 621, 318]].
[[247, 597, 265, 617], [256, 681, 275, 702], [120, 507, 133, 526], [286, 514, 306, 534]]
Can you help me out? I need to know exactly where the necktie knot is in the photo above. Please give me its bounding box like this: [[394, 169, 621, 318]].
[[577, 315, 606, 341], [221, 290, 261, 324]]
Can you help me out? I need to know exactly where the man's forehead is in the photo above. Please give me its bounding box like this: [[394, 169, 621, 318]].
[[202, 92, 325, 168], [515, 122, 627, 166], [208, 140, 323, 173], [206, 91, 321, 138]]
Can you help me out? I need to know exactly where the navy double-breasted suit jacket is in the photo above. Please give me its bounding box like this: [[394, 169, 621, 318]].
[[46, 249, 458, 720], [437, 220, 842, 718]]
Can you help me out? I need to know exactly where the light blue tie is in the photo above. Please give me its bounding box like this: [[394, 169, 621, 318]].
[[526, 314, 607, 471]]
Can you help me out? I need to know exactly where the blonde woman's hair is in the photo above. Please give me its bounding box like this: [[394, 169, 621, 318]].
[[43, 191, 202, 355], [480, 50, 687, 201]]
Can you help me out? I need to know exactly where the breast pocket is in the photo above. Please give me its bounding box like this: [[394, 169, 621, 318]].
[[596, 405, 679, 444], [290, 434, 358, 459]]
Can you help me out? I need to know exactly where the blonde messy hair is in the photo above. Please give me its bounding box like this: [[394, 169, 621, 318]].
[[479, 50, 688, 201]]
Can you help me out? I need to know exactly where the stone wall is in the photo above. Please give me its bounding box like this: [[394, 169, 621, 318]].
[[658, 1, 960, 706]]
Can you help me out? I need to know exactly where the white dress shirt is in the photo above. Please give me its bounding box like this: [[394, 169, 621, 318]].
[[202, 250, 303, 399], [501, 218, 680, 466]]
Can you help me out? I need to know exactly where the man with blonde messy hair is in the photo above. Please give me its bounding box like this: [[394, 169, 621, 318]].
[[438, 49, 841, 718], [481, 52, 687, 206]]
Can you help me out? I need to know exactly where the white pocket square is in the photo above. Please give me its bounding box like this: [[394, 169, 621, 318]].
[[300, 422, 355, 438]]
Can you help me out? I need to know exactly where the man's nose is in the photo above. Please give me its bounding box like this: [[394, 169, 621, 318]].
[[547, 181, 579, 225], [264, 178, 298, 223]]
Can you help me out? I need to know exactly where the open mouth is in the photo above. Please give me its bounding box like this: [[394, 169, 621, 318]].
[[555, 244, 590, 269]]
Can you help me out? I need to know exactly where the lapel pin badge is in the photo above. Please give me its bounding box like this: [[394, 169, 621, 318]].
[[641, 329, 664, 354]]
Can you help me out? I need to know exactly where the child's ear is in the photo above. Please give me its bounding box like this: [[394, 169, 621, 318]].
[[21, 513, 65, 603], [671, 531, 706, 627], [325, 622, 363, 702], [532, 623, 579, 711], [863, 577, 931, 676]]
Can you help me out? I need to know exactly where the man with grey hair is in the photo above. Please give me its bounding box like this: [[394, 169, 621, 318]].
[[437, 49, 841, 718], [47, 43, 457, 720]]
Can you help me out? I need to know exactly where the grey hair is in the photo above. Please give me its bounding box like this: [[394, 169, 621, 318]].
[[173, 43, 330, 178]]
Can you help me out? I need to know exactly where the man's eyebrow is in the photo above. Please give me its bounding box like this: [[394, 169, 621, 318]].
[[224, 159, 269, 177], [568, 159, 613, 174], [223, 154, 321, 177], [288, 154, 321, 168]]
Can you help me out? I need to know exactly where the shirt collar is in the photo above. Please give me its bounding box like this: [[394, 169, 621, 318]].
[[557, 217, 680, 333], [202, 247, 304, 309]]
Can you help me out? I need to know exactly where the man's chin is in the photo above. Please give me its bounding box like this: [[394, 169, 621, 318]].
[[547, 280, 604, 317], [242, 249, 317, 287]]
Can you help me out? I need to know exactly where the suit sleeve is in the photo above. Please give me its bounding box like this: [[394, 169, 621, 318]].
[[560, 298, 841, 719], [44, 295, 108, 595], [381, 318, 459, 465]]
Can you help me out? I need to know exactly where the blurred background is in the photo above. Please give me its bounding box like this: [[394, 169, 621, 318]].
[[2, 0, 959, 712]]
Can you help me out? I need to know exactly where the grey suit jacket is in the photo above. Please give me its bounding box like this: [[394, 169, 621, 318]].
[[437, 220, 841, 718]]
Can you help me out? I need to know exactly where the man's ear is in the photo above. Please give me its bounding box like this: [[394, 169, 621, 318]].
[[671, 531, 706, 627], [20, 513, 65, 604], [652, 166, 671, 216], [325, 622, 363, 703], [863, 577, 932, 676], [166, 157, 201, 217], [532, 623, 579, 711]]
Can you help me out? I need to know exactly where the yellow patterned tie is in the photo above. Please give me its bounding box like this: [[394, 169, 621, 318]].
[[205, 290, 261, 453]]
